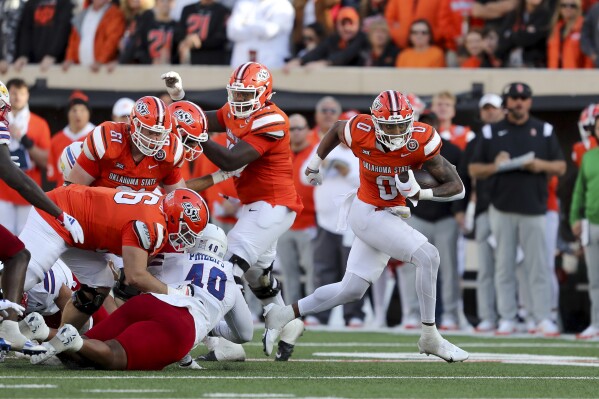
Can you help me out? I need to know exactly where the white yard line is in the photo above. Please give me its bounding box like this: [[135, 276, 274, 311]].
[[0, 384, 57, 388], [2, 376, 599, 380], [82, 389, 174, 393]]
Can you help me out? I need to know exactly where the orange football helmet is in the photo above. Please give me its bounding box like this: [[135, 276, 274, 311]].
[[370, 90, 414, 151], [162, 188, 209, 252], [578, 103, 599, 141], [130, 96, 172, 157], [227, 62, 273, 119], [169, 101, 208, 161]]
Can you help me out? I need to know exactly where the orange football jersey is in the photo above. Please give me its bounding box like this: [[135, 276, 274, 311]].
[[77, 121, 185, 192], [342, 114, 442, 208], [39, 185, 168, 255], [571, 136, 598, 168], [216, 102, 303, 214]]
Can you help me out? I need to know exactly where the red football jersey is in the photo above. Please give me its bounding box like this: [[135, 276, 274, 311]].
[[39, 185, 168, 255], [77, 121, 185, 192], [216, 103, 303, 214], [571, 136, 598, 168], [342, 114, 442, 208]]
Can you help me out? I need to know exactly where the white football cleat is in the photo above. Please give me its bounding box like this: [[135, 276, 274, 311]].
[[576, 325, 599, 340], [263, 304, 299, 357], [31, 324, 82, 365], [19, 312, 50, 341], [0, 320, 46, 354], [30, 342, 57, 365], [197, 337, 246, 362], [418, 329, 469, 363]]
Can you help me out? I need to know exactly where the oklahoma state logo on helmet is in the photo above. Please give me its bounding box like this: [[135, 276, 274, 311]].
[[182, 202, 201, 222]]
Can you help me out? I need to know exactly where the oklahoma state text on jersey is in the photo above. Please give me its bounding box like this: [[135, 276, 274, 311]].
[[39, 185, 168, 255], [77, 121, 185, 192], [341, 114, 442, 208], [216, 102, 303, 214]]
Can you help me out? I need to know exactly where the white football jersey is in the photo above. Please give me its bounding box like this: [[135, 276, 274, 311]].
[[0, 121, 9, 146], [150, 251, 241, 344], [26, 259, 75, 316]]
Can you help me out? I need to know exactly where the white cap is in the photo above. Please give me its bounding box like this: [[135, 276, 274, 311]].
[[112, 97, 135, 117], [479, 93, 502, 109]]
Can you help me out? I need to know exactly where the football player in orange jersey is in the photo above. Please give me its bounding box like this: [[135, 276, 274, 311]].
[[162, 62, 305, 361], [67, 96, 187, 193], [11, 185, 208, 331], [572, 103, 599, 168], [0, 81, 83, 353], [264, 90, 469, 363]]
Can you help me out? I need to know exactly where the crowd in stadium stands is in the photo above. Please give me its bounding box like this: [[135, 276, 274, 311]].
[[2, 0, 599, 70]]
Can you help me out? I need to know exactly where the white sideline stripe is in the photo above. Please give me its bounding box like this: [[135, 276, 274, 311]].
[[82, 389, 174, 393], [0, 384, 57, 388], [245, 342, 599, 349], [204, 394, 295, 398], [2, 376, 599, 380], [312, 352, 599, 367]]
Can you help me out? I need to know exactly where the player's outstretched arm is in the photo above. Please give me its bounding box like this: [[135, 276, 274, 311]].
[[303, 120, 345, 185], [202, 139, 260, 171], [186, 169, 237, 193], [0, 145, 62, 218], [122, 246, 169, 295], [420, 154, 465, 202]]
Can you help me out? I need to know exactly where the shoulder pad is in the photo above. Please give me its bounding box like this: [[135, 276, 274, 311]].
[[251, 109, 287, 139], [133, 221, 152, 251]]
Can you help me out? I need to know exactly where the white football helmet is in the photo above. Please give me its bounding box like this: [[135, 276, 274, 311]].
[[59, 142, 84, 181], [0, 81, 11, 122], [192, 223, 228, 260]]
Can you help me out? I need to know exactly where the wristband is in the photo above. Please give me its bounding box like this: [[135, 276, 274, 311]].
[[419, 189, 433, 201], [307, 153, 323, 171], [20, 135, 34, 150], [211, 170, 227, 184]]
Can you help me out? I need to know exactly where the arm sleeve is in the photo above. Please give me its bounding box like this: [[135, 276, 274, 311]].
[[78, 125, 109, 178], [300, 37, 331, 64]]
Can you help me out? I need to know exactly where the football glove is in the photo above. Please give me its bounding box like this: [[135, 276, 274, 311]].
[[304, 167, 323, 186], [395, 170, 421, 206], [161, 71, 185, 101], [57, 212, 85, 244], [0, 299, 25, 319]]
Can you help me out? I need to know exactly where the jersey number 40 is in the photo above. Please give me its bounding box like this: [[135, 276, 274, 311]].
[[185, 263, 227, 301]]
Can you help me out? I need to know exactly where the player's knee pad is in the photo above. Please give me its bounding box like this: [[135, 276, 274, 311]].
[[72, 284, 107, 315], [246, 264, 281, 300], [228, 254, 251, 273], [410, 242, 440, 271]]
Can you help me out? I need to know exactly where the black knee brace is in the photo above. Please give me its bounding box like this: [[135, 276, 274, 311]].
[[229, 254, 251, 273], [72, 285, 107, 315], [249, 264, 282, 299]]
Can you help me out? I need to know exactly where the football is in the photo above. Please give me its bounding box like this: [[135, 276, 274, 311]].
[[398, 169, 440, 189]]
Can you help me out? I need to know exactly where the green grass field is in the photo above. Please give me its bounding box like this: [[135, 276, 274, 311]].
[[1, 329, 598, 399]]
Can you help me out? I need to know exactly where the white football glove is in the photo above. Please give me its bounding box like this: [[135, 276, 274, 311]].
[[0, 299, 25, 319], [161, 71, 185, 101], [305, 167, 323, 186], [57, 212, 85, 244], [10, 156, 20, 167], [395, 170, 421, 206], [387, 205, 411, 219]]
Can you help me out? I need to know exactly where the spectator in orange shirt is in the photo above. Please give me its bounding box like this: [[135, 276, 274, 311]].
[[395, 19, 445, 68], [0, 79, 51, 235], [547, 0, 593, 69], [277, 114, 317, 305], [47, 92, 95, 188], [436, 0, 475, 66], [385, 0, 443, 49], [431, 90, 474, 151], [63, 0, 126, 72]]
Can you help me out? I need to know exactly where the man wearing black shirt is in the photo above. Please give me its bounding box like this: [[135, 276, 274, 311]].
[[469, 82, 566, 336]]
